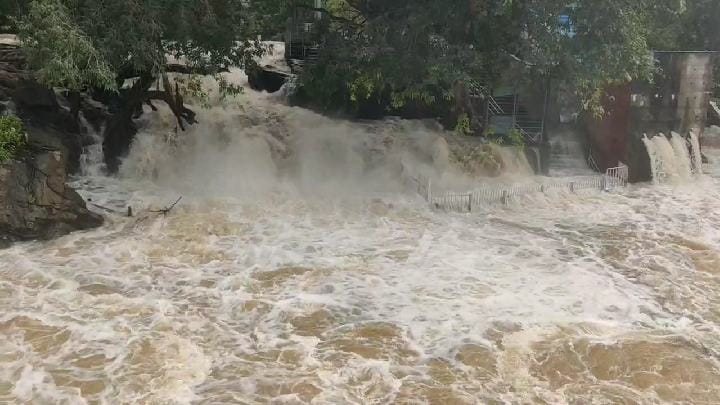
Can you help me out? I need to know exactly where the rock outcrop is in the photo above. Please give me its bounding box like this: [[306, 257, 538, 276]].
[[1, 42, 104, 247], [247, 64, 290, 93], [0, 150, 103, 247], [1, 44, 87, 174]]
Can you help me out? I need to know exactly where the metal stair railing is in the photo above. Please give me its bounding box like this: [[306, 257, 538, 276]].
[[587, 152, 601, 173], [514, 122, 543, 144], [487, 95, 504, 115]]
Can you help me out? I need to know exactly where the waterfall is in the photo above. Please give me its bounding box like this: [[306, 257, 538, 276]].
[[488, 144, 535, 176], [670, 132, 692, 181], [548, 129, 595, 176], [689, 131, 703, 175], [79, 113, 106, 176], [643, 132, 702, 183]]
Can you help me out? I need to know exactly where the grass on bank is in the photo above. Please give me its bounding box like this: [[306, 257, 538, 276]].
[[0, 115, 26, 162]]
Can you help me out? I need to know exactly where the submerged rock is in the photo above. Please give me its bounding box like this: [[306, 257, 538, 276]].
[[0, 150, 103, 247]]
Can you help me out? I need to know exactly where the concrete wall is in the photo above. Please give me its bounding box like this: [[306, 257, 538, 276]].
[[584, 51, 716, 182], [676, 52, 715, 135]]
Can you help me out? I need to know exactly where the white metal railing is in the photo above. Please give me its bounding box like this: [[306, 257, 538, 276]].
[[414, 164, 628, 212]]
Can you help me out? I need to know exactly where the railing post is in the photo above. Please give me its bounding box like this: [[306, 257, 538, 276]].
[[512, 92, 518, 129], [427, 178, 432, 205], [484, 94, 491, 130], [540, 75, 549, 144]]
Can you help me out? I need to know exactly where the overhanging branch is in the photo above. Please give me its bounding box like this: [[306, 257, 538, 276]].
[[117, 64, 228, 81], [145, 75, 198, 131]]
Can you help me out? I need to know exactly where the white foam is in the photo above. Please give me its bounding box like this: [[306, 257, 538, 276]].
[[644, 132, 697, 183], [2, 45, 720, 403]]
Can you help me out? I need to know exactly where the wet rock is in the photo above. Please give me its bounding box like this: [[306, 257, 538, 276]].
[[1, 44, 86, 173], [13, 79, 58, 109], [0, 150, 103, 246], [247, 65, 290, 93]]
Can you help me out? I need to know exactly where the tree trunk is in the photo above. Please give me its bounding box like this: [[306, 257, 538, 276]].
[[102, 74, 155, 173]]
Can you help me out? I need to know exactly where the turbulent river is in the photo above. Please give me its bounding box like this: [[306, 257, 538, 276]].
[[2, 64, 720, 404]]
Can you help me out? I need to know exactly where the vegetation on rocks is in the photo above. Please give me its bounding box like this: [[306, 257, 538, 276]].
[[0, 115, 25, 163], [5, 0, 282, 171], [1, 0, 718, 161]]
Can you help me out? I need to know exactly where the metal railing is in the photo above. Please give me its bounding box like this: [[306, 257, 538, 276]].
[[485, 93, 545, 145], [414, 164, 628, 212], [514, 122, 543, 144]]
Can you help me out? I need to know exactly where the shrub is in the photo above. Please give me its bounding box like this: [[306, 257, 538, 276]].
[[506, 127, 526, 147], [454, 113, 472, 136], [0, 115, 26, 163]]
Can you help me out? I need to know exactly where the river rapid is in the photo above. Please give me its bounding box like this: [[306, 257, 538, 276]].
[[2, 66, 720, 404]]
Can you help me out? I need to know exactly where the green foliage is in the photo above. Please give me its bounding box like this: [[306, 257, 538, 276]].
[[0, 0, 26, 32], [17, 0, 115, 91], [454, 113, 472, 136], [298, 0, 714, 117], [16, 0, 278, 93], [506, 128, 525, 147], [0, 115, 26, 163], [481, 125, 524, 147]]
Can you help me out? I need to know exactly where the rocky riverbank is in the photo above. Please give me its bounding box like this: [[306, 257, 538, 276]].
[[0, 150, 102, 247], [0, 43, 103, 247]]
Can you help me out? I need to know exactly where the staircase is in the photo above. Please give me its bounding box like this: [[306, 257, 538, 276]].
[[285, 8, 323, 75], [485, 94, 544, 144], [287, 44, 320, 73]]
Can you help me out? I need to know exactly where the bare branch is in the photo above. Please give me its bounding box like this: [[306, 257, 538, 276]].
[[145, 75, 198, 130], [150, 196, 183, 216], [165, 64, 228, 75]]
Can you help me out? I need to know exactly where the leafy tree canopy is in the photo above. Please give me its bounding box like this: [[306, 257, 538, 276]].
[[11, 0, 278, 92], [296, 0, 713, 120]]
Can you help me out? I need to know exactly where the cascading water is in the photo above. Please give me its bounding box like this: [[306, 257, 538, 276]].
[[643, 132, 701, 183], [548, 128, 595, 177], [78, 113, 106, 177], [690, 130, 703, 174], [488, 145, 535, 176], [2, 43, 720, 404], [669, 131, 693, 181]]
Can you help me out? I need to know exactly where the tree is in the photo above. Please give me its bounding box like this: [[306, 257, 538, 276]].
[[15, 0, 280, 171], [0, 1, 27, 33], [294, 0, 694, 126]]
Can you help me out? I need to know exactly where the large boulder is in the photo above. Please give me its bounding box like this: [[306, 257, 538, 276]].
[[0, 150, 103, 247], [247, 64, 290, 93]]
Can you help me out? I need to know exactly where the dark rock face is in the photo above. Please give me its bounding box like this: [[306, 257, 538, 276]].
[[0, 44, 104, 246], [0, 150, 103, 247], [0, 44, 85, 174], [247, 65, 290, 93]]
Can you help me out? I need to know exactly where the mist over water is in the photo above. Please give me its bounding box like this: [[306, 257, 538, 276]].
[[2, 50, 720, 404]]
